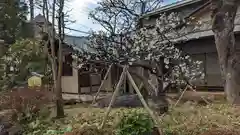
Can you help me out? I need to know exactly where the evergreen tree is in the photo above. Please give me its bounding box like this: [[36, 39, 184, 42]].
[[0, 0, 28, 44]]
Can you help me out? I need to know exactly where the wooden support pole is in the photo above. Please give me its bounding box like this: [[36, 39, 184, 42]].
[[126, 71, 163, 135], [92, 64, 113, 105], [174, 85, 188, 107], [189, 85, 210, 104], [174, 85, 209, 107], [139, 82, 144, 91], [100, 66, 127, 129]]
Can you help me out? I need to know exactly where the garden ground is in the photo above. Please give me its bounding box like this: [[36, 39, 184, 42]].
[[1, 89, 240, 135], [43, 93, 240, 135]]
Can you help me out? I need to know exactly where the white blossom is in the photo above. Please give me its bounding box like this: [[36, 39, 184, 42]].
[[164, 58, 170, 65]]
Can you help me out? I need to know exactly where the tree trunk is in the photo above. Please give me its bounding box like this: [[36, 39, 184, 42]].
[[155, 60, 164, 97], [211, 0, 240, 104], [42, 0, 65, 117], [29, 0, 34, 21], [55, 38, 64, 117], [55, 0, 65, 118]]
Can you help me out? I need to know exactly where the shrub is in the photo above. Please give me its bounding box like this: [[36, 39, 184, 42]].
[[0, 38, 49, 90], [0, 88, 54, 134], [0, 88, 54, 123], [1, 89, 52, 107], [115, 110, 154, 135]]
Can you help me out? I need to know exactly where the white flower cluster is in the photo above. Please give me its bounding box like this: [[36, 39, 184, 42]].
[[156, 13, 181, 34]]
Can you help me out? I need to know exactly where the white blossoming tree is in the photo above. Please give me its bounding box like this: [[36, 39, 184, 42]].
[[73, 1, 204, 131], [74, 0, 204, 99]]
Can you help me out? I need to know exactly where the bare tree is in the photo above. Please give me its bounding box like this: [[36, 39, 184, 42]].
[[56, 0, 65, 117], [41, 0, 65, 117], [211, 0, 240, 104]]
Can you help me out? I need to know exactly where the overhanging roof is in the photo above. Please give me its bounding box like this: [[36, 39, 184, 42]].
[[141, 0, 203, 18]]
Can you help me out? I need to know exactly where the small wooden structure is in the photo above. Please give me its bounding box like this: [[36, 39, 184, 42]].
[[61, 59, 115, 102], [61, 61, 146, 102], [61, 62, 111, 94]]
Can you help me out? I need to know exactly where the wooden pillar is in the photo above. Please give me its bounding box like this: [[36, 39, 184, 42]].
[[204, 53, 207, 86], [78, 70, 81, 94], [89, 74, 92, 94]]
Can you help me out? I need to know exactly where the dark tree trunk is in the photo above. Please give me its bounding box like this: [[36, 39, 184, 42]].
[[56, 95, 64, 118], [211, 0, 240, 104], [55, 0, 65, 118], [29, 0, 34, 21]]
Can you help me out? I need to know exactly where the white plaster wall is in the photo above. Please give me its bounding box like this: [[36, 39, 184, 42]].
[[102, 72, 113, 91], [61, 67, 79, 94]]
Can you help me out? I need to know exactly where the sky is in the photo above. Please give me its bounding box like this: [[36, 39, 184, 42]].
[[34, 0, 177, 36], [64, 0, 102, 36]]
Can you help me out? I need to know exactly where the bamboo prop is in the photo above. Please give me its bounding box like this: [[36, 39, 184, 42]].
[[189, 85, 210, 104], [100, 66, 127, 129], [174, 85, 189, 107], [139, 82, 144, 91], [91, 64, 113, 105], [174, 85, 210, 107], [126, 71, 163, 135]]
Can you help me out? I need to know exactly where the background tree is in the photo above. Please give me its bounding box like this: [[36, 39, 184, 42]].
[[0, 39, 49, 90], [0, 0, 28, 44], [211, 0, 240, 104], [39, 0, 67, 118]]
